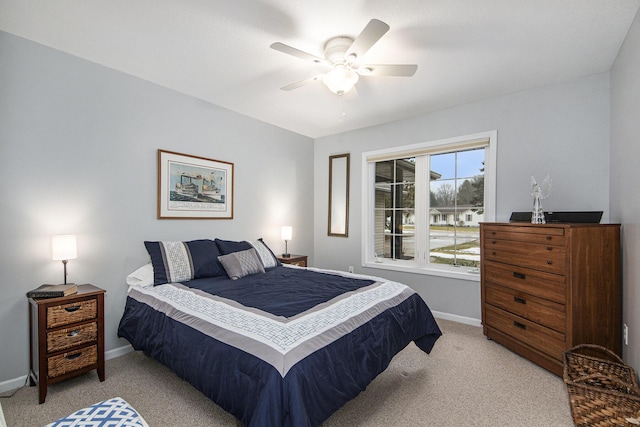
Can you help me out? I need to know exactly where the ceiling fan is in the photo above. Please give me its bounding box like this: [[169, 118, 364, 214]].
[[270, 19, 417, 96]]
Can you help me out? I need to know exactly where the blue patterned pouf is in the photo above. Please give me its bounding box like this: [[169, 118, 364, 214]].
[[45, 397, 149, 427]]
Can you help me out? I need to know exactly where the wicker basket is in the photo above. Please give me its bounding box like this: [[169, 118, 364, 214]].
[[564, 344, 640, 426]]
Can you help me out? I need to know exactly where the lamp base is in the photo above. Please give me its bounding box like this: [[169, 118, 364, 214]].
[[282, 253, 290, 258]]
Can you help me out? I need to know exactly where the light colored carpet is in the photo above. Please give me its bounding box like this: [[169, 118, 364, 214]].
[[1, 319, 574, 426]]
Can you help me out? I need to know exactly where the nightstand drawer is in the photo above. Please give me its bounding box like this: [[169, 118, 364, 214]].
[[47, 299, 97, 328], [48, 345, 97, 378], [47, 322, 97, 353]]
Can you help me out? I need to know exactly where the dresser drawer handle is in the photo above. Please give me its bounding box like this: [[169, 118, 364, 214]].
[[68, 330, 80, 337], [514, 321, 527, 330], [65, 306, 81, 313], [514, 296, 526, 305], [546, 260, 552, 265], [513, 272, 526, 280], [546, 246, 553, 251], [65, 352, 82, 361], [546, 236, 552, 240]]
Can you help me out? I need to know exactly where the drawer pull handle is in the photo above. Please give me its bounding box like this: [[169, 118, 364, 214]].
[[546, 260, 552, 265], [513, 272, 526, 280], [514, 321, 527, 330], [492, 251, 497, 256], [546, 247, 553, 251], [546, 236, 552, 240], [65, 353, 82, 361], [65, 306, 81, 313], [68, 330, 80, 337], [514, 296, 526, 305]]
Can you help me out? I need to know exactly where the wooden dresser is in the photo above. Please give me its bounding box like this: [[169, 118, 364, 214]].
[[480, 222, 621, 376], [29, 284, 106, 403]]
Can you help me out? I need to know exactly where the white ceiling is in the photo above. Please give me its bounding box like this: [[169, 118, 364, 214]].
[[1, 0, 639, 138]]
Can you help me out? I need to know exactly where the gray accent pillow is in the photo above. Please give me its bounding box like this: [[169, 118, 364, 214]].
[[218, 248, 265, 280]]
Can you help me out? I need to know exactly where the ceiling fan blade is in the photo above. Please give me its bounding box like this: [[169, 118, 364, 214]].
[[359, 64, 418, 77], [280, 75, 324, 91], [270, 42, 328, 66], [345, 19, 390, 61]]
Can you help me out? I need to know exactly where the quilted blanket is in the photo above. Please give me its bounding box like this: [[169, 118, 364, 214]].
[[118, 266, 441, 427]]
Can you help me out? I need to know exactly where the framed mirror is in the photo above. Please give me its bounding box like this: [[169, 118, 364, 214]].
[[328, 153, 350, 237]]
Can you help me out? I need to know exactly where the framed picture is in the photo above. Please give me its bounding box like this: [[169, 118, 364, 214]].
[[157, 149, 234, 219]]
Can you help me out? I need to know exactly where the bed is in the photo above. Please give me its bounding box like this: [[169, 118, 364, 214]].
[[117, 238, 442, 427]]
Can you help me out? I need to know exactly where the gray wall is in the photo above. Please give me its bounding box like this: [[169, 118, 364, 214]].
[[0, 31, 313, 387], [611, 9, 640, 377], [314, 73, 611, 323]]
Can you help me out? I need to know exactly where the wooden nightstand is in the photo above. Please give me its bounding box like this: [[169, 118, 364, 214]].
[[28, 284, 106, 403], [277, 254, 308, 267]]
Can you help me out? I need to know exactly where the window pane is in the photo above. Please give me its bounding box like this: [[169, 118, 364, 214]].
[[430, 152, 455, 180], [428, 147, 485, 268], [375, 182, 392, 208], [401, 183, 415, 208], [395, 235, 415, 259], [375, 161, 394, 184], [373, 158, 416, 261]]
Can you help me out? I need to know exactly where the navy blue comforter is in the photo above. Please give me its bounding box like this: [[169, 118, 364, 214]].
[[118, 266, 441, 427]]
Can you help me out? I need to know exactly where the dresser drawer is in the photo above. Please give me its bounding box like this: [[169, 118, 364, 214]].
[[47, 299, 97, 328], [483, 260, 566, 303], [483, 241, 565, 274], [47, 344, 97, 378], [47, 322, 97, 353], [485, 283, 565, 332], [484, 305, 565, 360], [482, 225, 566, 245]]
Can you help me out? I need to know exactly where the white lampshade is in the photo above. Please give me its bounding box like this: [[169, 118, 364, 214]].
[[281, 226, 293, 241], [322, 65, 359, 95], [52, 235, 77, 261]]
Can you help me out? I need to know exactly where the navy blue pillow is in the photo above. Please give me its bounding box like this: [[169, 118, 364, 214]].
[[214, 238, 252, 255], [144, 239, 225, 285]]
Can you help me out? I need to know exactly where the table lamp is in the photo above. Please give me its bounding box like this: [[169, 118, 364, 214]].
[[281, 226, 292, 257], [52, 235, 77, 285]]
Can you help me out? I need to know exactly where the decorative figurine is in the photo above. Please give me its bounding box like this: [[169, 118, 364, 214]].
[[531, 175, 552, 224]]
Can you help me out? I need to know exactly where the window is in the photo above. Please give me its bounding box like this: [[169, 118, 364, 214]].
[[362, 131, 497, 280]]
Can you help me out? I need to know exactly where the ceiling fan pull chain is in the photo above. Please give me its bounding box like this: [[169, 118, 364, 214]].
[[338, 93, 347, 122]]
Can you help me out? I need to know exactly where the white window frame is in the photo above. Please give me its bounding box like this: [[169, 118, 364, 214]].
[[361, 130, 497, 282]]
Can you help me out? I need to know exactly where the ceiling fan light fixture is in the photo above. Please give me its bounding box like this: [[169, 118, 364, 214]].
[[322, 64, 359, 95]]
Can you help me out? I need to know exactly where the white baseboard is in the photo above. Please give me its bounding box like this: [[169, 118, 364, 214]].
[[0, 376, 28, 395], [106, 344, 133, 360], [0, 345, 134, 395], [432, 310, 482, 327], [0, 400, 7, 427]]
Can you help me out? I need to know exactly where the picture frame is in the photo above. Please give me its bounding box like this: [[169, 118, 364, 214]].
[[157, 149, 234, 219]]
